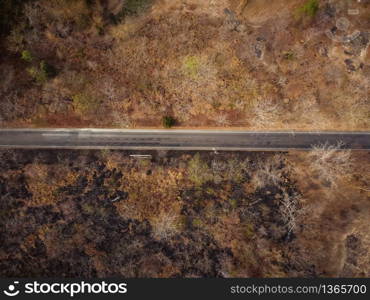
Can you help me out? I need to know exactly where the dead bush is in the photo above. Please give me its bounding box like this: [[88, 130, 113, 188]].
[[279, 191, 303, 234]]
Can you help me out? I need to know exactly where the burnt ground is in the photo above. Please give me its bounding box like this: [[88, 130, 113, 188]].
[[0, 149, 368, 277]]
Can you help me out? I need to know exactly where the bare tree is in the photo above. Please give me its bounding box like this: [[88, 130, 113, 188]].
[[280, 191, 303, 234], [252, 155, 288, 188], [150, 211, 180, 240], [308, 141, 353, 188], [251, 99, 283, 128]]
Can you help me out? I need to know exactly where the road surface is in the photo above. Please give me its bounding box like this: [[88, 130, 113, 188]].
[[0, 129, 369, 151]]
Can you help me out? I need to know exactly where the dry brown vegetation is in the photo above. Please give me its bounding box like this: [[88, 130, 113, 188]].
[[0, 0, 369, 129], [0, 148, 368, 277]]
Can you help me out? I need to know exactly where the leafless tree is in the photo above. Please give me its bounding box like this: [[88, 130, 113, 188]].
[[308, 141, 353, 188], [151, 212, 179, 240], [251, 99, 283, 128], [280, 191, 303, 234], [252, 155, 288, 188]]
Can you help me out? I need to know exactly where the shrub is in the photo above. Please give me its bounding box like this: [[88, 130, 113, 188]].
[[27, 61, 56, 84], [299, 0, 319, 17], [183, 55, 200, 79], [283, 51, 295, 60], [162, 116, 176, 128], [21, 50, 33, 62], [188, 153, 213, 186], [72, 93, 99, 115]]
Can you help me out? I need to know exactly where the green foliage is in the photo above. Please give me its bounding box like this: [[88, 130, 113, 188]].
[[72, 93, 99, 115], [162, 116, 176, 128], [192, 218, 204, 228], [27, 61, 56, 84], [229, 199, 238, 209], [244, 223, 255, 239], [299, 0, 319, 17], [21, 50, 33, 62], [188, 153, 213, 186], [183, 55, 200, 79], [283, 51, 295, 60]]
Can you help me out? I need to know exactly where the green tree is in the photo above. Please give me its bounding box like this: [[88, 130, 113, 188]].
[[162, 116, 176, 128], [188, 153, 213, 186]]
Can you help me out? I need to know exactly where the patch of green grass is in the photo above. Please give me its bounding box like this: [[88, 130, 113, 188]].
[[298, 0, 319, 17], [183, 55, 200, 79]]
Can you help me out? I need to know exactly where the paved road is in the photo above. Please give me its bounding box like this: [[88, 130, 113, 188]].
[[0, 129, 369, 151]]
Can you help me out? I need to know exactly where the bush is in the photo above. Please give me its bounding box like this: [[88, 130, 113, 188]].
[[21, 50, 33, 62], [299, 0, 319, 17], [162, 116, 176, 128], [188, 153, 213, 186], [27, 60, 56, 84], [72, 93, 99, 115], [283, 51, 295, 60], [183, 55, 200, 79]]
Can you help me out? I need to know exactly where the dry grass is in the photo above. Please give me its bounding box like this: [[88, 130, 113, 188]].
[[1, 0, 370, 130], [24, 162, 78, 206], [114, 165, 184, 226]]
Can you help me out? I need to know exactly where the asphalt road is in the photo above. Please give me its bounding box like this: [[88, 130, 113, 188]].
[[0, 129, 369, 151]]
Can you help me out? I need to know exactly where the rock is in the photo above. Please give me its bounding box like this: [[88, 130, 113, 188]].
[[283, 98, 290, 104]]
